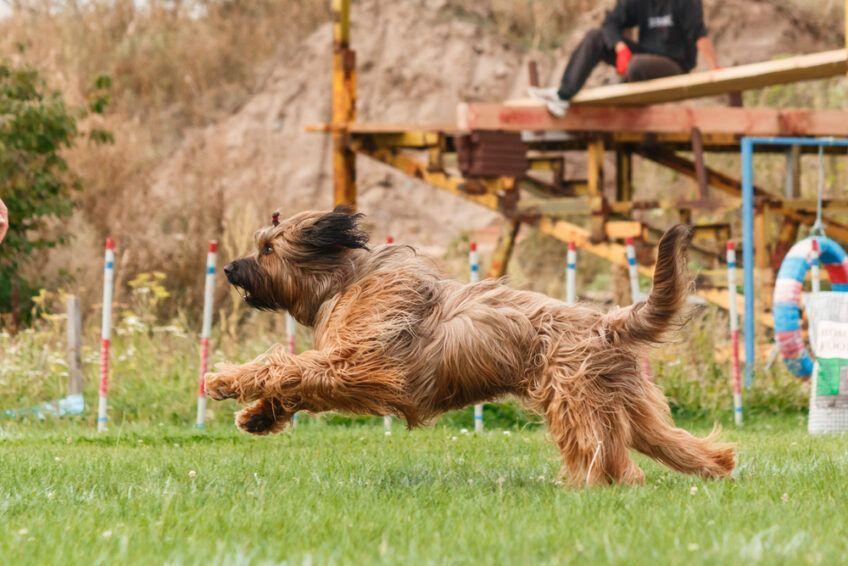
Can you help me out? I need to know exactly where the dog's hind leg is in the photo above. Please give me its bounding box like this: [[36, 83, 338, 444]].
[[544, 391, 643, 488], [629, 384, 736, 478]]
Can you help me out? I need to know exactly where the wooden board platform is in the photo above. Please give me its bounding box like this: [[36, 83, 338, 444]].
[[570, 49, 847, 106], [457, 103, 848, 137]]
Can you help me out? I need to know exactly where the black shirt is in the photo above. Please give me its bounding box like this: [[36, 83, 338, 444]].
[[601, 0, 708, 72]]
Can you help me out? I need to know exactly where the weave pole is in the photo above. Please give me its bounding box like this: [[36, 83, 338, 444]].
[[196, 240, 218, 429], [625, 237, 653, 380], [566, 242, 577, 304], [470, 241, 483, 433], [811, 238, 821, 293], [625, 237, 641, 302], [726, 242, 744, 426], [98, 237, 116, 432], [286, 311, 298, 427], [384, 235, 395, 433]]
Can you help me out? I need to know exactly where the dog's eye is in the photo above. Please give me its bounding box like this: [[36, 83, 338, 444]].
[[262, 244, 274, 256]]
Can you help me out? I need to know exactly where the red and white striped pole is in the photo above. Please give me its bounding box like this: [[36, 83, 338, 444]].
[[196, 240, 218, 429], [384, 235, 395, 434], [811, 238, 821, 293], [626, 237, 653, 380], [565, 241, 577, 304], [98, 237, 116, 432], [470, 241, 483, 433], [286, 311, 298, 427], [727, 242, 743, 426]]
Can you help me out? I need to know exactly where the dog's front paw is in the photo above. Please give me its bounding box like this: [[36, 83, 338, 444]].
[[235, 400, 293, 435], [205, 367, 240, 401]]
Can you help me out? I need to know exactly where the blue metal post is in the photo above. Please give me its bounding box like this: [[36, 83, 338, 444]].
[[741, 137, 755, 388]]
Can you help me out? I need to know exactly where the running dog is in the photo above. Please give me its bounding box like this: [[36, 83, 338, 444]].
[[206, 207, 735, 487]]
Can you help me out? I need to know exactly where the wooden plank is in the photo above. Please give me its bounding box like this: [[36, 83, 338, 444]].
[[569, 49, 848, 106], [586, 139, 605, 241], [457, 103, 848, 137], [487, 220, 521, 279], [605, 221, 643, 240], [615, 149, 633, 202]]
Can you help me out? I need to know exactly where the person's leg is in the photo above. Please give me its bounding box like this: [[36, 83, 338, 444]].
[[623, 54, 683, 83], [556, 28, 616, 100]]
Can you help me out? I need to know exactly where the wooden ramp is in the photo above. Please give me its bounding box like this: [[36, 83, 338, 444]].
[[570, 49, 847, 106], [458, 103, 848, 137]]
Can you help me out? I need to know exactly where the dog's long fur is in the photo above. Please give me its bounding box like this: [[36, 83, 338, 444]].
[[207, 207, 735, 487]]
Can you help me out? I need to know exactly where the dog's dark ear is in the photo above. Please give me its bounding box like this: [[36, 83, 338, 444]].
[[301, 206, 369, 254]]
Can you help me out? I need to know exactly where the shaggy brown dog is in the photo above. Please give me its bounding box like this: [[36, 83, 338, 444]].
[[206, 207, 735, 487]]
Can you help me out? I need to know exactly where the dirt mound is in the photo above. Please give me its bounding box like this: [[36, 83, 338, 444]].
[[149, 0, 839, 259]]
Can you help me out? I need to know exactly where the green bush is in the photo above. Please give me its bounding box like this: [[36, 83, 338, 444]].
[[0, 59, 110, 323]]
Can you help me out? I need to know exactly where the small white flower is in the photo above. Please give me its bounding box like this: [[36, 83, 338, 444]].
[[16, 528, 28, 536], [188, 470, 197, 480], [689, 485, 698, 495], [502, 430, 511, 436], [460, 428, 469, 435], [54, 456, 61, 462], [451, 436, 458, 441], [781, 493, 789, 502], [687, 543, 699, 551], [102, 530, 113, 539], [384, 430, 392, 436]]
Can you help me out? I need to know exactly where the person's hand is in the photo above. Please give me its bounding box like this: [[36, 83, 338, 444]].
[[0, 199, 7, 244], [615, 43, 633, 76]]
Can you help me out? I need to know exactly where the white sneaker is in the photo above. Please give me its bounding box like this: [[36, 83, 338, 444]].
[[527, 87, 569, 118]]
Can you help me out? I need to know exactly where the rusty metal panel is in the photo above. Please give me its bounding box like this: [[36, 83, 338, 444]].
[[455, 132, 528, 177]]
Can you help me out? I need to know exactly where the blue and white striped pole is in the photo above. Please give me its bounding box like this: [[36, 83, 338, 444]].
[[566, 241, 577, 304], [470, 241, 483, 433], [727, 241, 743, 426], [625, 237, 642, 302], [98, 237, 115, 432], [197, 240, 218, 429]]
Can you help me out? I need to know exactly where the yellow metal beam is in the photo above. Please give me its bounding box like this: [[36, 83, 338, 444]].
[[332, 0, 357, 208]]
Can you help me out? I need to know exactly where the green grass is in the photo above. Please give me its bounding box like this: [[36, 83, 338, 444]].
[[1, 416, 846, 564]]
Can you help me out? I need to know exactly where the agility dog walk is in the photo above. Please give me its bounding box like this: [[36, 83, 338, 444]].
[[206, 207, 735, 487]]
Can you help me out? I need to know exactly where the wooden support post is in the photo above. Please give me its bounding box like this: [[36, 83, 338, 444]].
[[487, 219, 522, 279], [691, 128, 709, 201], [754, 206, 772, 309], [773, 145, 801, 269], [587, 139, 606, 242], [66, 295, 84, 396], [772, 216, 800, 271], [332, 0, 357, 207], [784, 144, 801, 199], [615, 149, 633, 202], [528, 61, 540, 88]]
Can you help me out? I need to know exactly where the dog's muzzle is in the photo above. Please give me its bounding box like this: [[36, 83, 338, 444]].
[[223, 258, 280, 311]]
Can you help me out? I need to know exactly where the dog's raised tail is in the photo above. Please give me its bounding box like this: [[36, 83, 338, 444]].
[[609, 224, 692, 345]]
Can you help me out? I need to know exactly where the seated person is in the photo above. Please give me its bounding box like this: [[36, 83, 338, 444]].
[[530, 0, 719, 116]]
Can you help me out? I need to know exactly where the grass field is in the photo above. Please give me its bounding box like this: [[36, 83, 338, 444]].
[[1, 415, 846, 565]]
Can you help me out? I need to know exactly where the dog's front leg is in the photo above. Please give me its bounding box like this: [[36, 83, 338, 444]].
[[206, 347, 414, 421], [205, 345, 300, 403]]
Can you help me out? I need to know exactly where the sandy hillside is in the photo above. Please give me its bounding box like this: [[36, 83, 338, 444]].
[[150, 0, 838, 257]]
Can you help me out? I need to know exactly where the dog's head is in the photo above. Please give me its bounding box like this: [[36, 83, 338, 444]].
[[223, 206, 369, 322]]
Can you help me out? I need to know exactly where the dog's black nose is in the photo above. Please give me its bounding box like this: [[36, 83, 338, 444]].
[[223, 263, 235, 278]]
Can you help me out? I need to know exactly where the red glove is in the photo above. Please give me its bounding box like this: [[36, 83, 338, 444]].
[[615, 45, 633, 76]]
